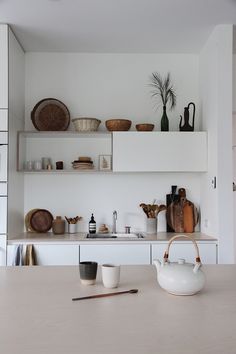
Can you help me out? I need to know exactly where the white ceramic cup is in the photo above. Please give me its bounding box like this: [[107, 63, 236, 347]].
[[102, 264, 120, 288]]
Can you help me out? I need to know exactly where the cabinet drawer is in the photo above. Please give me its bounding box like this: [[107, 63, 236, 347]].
[[0, 110, 8, 131], [152, 242, 217, 264], [80, 244, 151, 265], [7, 244, 79, 266], [0, 145, 7, 182], [0, 196, 7, 234]]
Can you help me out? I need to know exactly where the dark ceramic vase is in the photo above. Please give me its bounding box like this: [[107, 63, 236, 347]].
[[161, 106, 169, 131]]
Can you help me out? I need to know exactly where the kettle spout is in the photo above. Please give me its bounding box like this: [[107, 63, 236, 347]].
[[153, 259, 161, 273]]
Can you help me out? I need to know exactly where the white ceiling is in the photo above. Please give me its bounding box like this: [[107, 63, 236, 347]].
[[0, 0, 236, 53]]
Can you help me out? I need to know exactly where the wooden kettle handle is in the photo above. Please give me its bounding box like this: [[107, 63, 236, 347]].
[[163, 234, 201, 264]]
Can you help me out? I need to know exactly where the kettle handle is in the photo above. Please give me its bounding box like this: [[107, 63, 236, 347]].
[[163, 234, 201, 264]]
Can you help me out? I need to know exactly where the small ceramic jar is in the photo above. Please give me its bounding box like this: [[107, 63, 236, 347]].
[[52, 216, 65, 235]]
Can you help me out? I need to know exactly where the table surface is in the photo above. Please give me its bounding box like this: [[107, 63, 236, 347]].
[[0, 265, 235, 354]]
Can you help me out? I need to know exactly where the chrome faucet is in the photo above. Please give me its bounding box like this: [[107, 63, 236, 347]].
[[112, 210, 117, 233]]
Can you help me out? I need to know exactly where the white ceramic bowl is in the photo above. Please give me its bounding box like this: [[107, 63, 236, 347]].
[[72, 118, 101, 132]]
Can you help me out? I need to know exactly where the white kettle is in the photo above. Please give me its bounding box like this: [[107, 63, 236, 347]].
[[153, 234, 205, 296]]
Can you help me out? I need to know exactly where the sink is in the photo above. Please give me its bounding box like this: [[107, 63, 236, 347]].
[[86, 233, 144, 239]]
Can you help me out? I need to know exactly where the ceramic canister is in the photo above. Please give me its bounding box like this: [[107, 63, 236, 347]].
[[146, 218, 157, 234], [52, 216, 65, 235]]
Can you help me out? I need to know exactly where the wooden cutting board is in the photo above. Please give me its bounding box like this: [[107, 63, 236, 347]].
[[166, 188, 198, 233], [30, 209, 53, 233]]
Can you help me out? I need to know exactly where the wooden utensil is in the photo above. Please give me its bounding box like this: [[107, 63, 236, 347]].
[[72, 289, 138, 301]]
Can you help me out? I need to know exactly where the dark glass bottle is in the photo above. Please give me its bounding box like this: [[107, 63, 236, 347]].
[[161, 105, 169, 131], [89, 214, 96, 234]]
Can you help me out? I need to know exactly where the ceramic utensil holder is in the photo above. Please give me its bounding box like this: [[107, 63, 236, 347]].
[[146, 218, 157, 234], [68, 223, 78, 234]]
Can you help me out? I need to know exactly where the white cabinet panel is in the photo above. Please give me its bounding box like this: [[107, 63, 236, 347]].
[[0, 25, 8, 109], [0, 183, 7, 195], [34, 245, 79, 265], [113, 132, 207, 172], [80, 244, 151, 265], [0, 132, 8, 144], [152, 242, 217, 265], [7, 244, 79, 266], [0, 110, 8, 131], [0, 196, 7, 234], [0, 235, 6, 265], [0, 145, 7, 181]]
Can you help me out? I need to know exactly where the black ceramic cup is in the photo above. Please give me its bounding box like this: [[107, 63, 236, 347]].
[[79, 261, 98, 285]]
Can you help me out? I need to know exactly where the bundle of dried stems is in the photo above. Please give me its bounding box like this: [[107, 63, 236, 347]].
[[140, 202, 166, 219]]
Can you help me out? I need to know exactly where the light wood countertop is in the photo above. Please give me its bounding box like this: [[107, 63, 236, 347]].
[[0, 265, 234, 354], [7, 232, 217, 245]]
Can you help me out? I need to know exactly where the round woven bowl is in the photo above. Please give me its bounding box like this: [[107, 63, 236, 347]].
[[105, 119, 132, 131], [72, 118, 101, 132], [136, 123, 155, 131]]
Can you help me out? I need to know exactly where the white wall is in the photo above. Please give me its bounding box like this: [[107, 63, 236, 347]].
[[25, 53, 199, 131], [23, 53, 201, 233], [24, 173, 201, 233], [200, 25, 234, 263]]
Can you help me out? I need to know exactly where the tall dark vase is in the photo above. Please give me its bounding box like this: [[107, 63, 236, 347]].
[[161, 105, 169, 131]]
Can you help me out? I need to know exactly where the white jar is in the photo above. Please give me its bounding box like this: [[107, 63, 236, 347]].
[[146, 218, 157, 234]]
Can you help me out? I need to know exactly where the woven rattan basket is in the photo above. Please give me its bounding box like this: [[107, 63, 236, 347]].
[[72, 118, 101, 132]]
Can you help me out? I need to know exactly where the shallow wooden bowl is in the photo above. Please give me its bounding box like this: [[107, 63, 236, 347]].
[[105, 119, 132, 131], [135, 124, 155, 131]]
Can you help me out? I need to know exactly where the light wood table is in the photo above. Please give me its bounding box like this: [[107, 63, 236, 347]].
[[0, 265, 235, 354]]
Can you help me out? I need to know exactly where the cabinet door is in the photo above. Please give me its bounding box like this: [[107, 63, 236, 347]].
[[80, 244, 151, 265], [34, 245, 79, 265], [152, 242, 217, 264], [113, 132, 207, 172], [0, 196, 7, 234], [0, 182, 7, 196], [0, 25, 8, 109], [0, 110, 8, 131], [7, 244, 79, 266], [0, 235, 6, 266], [0, 145, 7, 182]]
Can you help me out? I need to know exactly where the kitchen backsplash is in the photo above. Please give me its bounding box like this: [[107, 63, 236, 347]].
[[24, 173, 201, 233]]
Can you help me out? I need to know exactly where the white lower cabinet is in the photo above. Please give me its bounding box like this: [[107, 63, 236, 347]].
[[0, 196, 7, 234], [7, 244, 79, 266], [152, 242, 217, 264], [80, 244, 151, 265], [0, 235, 6, 265]]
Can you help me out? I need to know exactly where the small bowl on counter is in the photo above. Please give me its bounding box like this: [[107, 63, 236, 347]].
[[72, 117, 101, 132], [105, 119, 132, 131], [136, 123, 155, 131]]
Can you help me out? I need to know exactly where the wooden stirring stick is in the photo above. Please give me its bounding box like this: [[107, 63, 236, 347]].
[[72, 289, 138, 301]]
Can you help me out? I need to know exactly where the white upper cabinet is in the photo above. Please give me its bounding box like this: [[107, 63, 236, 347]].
[[0, 25, 8, 109], [112, 132, 207, 172]]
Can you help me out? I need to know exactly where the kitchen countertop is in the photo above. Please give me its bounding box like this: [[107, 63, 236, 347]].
[[0, 264, 234, 354], [7, 231, 217, 244]]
